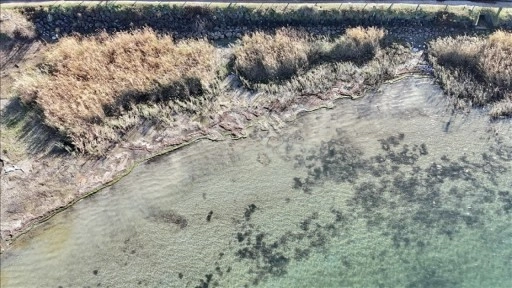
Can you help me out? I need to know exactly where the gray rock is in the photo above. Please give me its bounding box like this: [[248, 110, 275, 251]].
[[3, 165, 24, 174]]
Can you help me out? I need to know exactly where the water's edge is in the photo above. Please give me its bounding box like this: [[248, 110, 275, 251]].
[[2, 75, 510, 288]]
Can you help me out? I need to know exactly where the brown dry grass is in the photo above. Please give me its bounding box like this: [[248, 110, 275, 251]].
[[16, 28, 219, 154], [234, 27, 386, 85], [328, 27, 386, 63], [14, 26, 406, 155], [249, 36, 411, 100], [233, 28, 311, 83], [480, 31, 512, 90], [0, 9, 36, 40], [428, 30, 512, 118]]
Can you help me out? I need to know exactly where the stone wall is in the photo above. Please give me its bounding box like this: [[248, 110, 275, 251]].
[[19, 4, 502, 41]]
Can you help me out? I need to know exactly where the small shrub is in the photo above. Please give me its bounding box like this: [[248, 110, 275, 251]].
[[428, 30, 512, 118], [479, 30, 512, 90], [233, 28, 310, 83], [428, 36, 483, 72], [328, 27, 386, 63], [0, 9, 36, 40]]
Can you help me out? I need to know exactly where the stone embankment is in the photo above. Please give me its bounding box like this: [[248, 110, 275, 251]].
[[19, 4, 511, 41]]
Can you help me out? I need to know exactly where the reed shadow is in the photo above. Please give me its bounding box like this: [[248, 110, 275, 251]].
[[1, 98, 70, 156]]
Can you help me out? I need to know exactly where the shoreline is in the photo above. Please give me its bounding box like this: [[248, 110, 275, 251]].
[[1, 1, 511, 252], [1, 95, 352, 250], [0, 70, 366, 251], [3, 74, 512, 287], [0, 70, 421, 252]]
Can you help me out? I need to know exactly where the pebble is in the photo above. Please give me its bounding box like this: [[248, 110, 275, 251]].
[[3, 165, 24, 174]]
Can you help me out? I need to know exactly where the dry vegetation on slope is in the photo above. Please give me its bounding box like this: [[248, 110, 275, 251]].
[[233, 27, 387, 84], [13, 25, 412, 155], [1, 9, 39, 98], [233, 28, 311, 83], [232, 26, 411, 101], [428, 30, 512, 118], [15, 25, 511, 157], [12, 26, 414, 156], [16, 28, 220, 154], [0, 9, 35, 41], [328, 27, 386, 64]]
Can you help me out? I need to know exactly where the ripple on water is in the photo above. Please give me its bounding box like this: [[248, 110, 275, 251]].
[[1, 76, 511, 287]]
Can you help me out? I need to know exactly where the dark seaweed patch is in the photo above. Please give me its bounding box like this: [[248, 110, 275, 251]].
[[378, 133, 404, 150], [195, 274, 214, 288], [227, 207, 349, 286], [149, 210, 188, 229], [330, 208, 346, 223], [299, 212, 318, 231], [192, 132, 510, 287], [386, 144, 420, 165], [406, 266, 459, 288], [244, 204, 258, 221], [294, 248, 311, 261], [498, 191, 512, 213], [215, 266, 223, 276], [289, 132, 510, 254], [292, 136, 365, 192], [292, 177, 303, 189], [351, 182, 386, 212], [237, 232, 246, 242]]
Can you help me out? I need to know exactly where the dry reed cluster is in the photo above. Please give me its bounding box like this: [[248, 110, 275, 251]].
[[17, 28, 219, 153], [234, 27, 386, 84], [0, 9, 36, 40], [233, 28, 311, 83], [329, 27, 386, 63], [428, 30, 512, 118]]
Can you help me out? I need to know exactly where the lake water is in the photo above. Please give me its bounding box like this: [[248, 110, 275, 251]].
[[1, 76, 511, 288]]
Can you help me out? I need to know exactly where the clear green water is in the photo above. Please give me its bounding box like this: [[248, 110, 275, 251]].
[[1, 77, 511, 287]]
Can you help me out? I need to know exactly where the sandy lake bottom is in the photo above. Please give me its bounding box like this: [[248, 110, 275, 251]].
[[1, 76, 511, 288]]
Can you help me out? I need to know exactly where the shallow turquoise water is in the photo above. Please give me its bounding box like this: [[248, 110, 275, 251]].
[[1, 77, 511, 287]]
